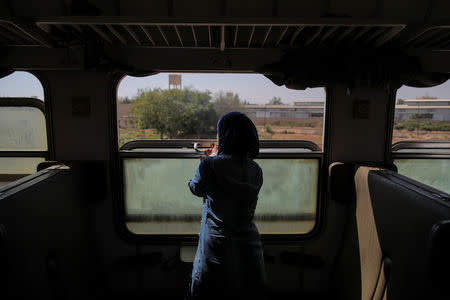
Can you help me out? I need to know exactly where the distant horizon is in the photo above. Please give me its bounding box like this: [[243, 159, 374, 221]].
[[1, 72, 450, 104]]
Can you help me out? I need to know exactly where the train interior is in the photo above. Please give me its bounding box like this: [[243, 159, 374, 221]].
[[0, 0, 449, 299]]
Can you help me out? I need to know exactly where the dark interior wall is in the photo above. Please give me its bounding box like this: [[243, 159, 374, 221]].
[[4, 0, 449, 19], [44, 70, 114, 161], [0, 166, 90, 299], [37, 68, 396, 297], [327, 85, 394, 163], [40, 68, 342, 296], [42, 70, 143, 295]]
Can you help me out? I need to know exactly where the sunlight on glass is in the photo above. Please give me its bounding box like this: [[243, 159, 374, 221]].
[[395, 159, 449, 193], [0, 157, 45, 175], [0, 107, 47, 151], [124, 158, 318, 235]]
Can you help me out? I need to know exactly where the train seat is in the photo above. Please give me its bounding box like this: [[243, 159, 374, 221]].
[[354, 166, 389, 300], [354, 166, 450, 300], [0, 164, 92, 299]]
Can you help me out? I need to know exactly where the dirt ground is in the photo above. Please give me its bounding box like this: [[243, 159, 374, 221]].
[[392, 129, 450, 143], [119, 125, 448, 150], [255, 125, 323, 147]]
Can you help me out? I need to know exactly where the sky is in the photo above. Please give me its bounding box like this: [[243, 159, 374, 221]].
[[118, 73, 325, 104], [1, 71, 450, 104]]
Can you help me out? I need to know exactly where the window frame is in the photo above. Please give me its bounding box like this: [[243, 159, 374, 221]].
[[0, 97, 50, 183], [111, 73, 328, 244], [391, 141, 450, 159], [118, 139, 324, 243], [390, 141, 450, 196]]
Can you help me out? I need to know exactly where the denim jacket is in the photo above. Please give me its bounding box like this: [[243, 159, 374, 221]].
[[188, 154, 265, 298]]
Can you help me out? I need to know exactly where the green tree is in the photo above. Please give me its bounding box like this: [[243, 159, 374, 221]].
[[213, 92, 247, 117], [267, 96, 283, 105], [132, 87, 217, 139], [176, 87, 217, 136], [118, 96, 132, 104]]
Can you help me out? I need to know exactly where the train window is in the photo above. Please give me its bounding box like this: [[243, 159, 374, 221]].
[[393, 81, 450, 143], [0, 72, 47, 187], [392, 80, 450, 193], [117, 73, 325, 235], [117, 73, 325, 148], [123, 156, 319, 235]]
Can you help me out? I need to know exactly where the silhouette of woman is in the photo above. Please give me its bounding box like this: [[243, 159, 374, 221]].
[[187, 111, 266, 299]]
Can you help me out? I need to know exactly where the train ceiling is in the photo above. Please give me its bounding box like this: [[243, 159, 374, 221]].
[[0, 0, 449, 74]]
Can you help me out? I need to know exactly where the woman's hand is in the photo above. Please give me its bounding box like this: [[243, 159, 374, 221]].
[[211, 143, 218, 156], [200, 143, 218, 160]]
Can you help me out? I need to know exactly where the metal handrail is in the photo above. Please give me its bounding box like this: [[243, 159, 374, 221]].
[[0, 97, 45, 114], [120, 139, 320, 151], [392, 141, 450, 152]]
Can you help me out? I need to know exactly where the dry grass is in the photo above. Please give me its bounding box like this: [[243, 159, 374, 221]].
[[119, 123, 449, 151], [393, 129, 450, 143]]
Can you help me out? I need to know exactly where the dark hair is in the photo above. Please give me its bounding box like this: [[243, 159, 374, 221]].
[[217, 111, 260, 159]]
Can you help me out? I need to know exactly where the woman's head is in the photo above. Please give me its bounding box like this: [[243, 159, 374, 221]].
[[217, 111, 260, 159]]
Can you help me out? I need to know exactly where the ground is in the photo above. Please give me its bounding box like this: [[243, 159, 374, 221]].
[[118, 119, 449, 149]]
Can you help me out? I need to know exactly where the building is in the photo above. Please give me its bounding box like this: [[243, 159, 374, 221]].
[[117, 103, 136, 128], [117, 98, 449, 124], [293, 100, 325, 118], [246, 98, 450, 122], [245, 100, 325, 120], [395, 99, 450, 121]]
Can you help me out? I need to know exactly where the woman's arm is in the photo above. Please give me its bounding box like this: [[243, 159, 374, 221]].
[[188, 158, 209, 197]]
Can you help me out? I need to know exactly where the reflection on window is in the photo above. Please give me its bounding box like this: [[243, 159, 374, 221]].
[[0, 72, 47, 188], [393, 81, 450, 143], [394, 159, 449, 193], [117, 73, 325, 149], [0, 106, 47, 151], [123, 158, 318, 235], [0, 157, 46, 175], [0, 105, 47, 187]]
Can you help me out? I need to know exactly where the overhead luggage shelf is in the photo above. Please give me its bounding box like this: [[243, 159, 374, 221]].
[[1, 19, 449, 51], [33, 22, 408, 50]]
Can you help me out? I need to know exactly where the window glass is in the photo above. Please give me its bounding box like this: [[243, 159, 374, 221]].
[[0, 106, 47, 151], [0, 72, 44, 100], [394, 159, 449, 193], [0, 157, 46, 175], [117, 73, 325, 149], [124, 158, 318, 235], [393, 81, 449, 194], [393, 80, 450, 143], [0, 72, 47, 186]]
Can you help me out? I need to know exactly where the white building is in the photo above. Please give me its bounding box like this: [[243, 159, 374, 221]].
[[246, 100, 325, 120], [246, 98, 449, 121], [395, 99, 450, 121]]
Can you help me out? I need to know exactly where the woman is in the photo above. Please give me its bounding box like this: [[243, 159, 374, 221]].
[[187, 111, 266, 299]]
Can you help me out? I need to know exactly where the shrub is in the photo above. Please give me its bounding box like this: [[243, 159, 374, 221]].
[[394, 120, 450, 131], [265, 124, 275, 134]]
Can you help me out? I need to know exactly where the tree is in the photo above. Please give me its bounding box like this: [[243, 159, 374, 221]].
[[267, 96, 283, 105], [132, 87, 217, 139], [118, 96, 132, 104], [396, 98, 404, 105], [213, 91, 247, 117]]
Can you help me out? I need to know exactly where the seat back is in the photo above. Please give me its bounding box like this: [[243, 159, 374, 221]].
[[0, 164, 93, 300], [354, 166, 450, 300], [354, 167, 387, 300]]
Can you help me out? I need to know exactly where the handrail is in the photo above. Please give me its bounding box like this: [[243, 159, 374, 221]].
[[392, 141, 450, 152], [0, 97, 45, 114], [0, 151, 47, 157], [120, 139, 320, 151]]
